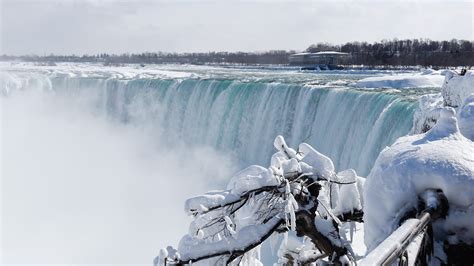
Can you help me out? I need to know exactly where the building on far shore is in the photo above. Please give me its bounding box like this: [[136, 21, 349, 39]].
[[289, 51, 350, 69]]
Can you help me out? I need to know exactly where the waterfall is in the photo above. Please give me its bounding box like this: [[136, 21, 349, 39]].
[[3, 73, 417, 176]]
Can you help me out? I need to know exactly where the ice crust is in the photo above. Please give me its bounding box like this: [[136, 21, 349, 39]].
[[442, 71, 474, 107], [412, 70, 474, 140], [355, 69, 445, 89], [364, 107, 474, 251]]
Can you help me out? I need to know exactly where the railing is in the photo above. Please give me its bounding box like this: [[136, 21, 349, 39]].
[[359, 189, 448, 266]]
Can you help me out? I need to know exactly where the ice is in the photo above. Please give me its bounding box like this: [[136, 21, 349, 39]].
[[411, 93, 444, 134], [163, 136, 365, 264], [364, 107, 474, 251], [335, 170, 363, 215], [177, 216, 283, 262], [226, 165, 279, 195], [412, 70, 474, 140], [298, 142, 335, 180], [458, 94, 474, 140], [355, 69, 445, 89], [277, 234, 320, 264], [442, 71, 474, 107]]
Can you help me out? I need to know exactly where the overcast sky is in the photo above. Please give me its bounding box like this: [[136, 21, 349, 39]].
[[1, 0, 472, 55]]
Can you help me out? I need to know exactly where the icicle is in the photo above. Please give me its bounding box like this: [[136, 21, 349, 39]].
[[349, 222, 355, 242], [286, 193, 299, 231], [269, 232, 279, 255], [196, 229, 204, 239], [318, 199, 342, 226], [224, 216, 236, 235]]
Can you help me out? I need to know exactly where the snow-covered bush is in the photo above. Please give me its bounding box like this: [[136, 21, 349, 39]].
[[155, 136, 364, 265], [365, 107, 474, 252]]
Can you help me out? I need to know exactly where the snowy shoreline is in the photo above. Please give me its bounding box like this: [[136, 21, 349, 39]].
[[354, 69, 447, 89]]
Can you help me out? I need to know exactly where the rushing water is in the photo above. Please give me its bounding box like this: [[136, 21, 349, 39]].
[[2, 66, 418, 176], [1, 64, 429, 264]]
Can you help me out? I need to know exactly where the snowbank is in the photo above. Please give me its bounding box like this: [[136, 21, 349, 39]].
[[364, 107, 474, 251], [355, 69, 445, 89], [412, 70, 474, 141], [442, 71, 474, 107], [411, 93, 444, 133], [458, 95, 474, 140]]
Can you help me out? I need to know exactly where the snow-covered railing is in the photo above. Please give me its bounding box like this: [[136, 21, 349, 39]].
[[359, 189, 448, 266]]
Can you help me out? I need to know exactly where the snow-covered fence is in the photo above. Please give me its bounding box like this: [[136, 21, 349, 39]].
[[360, 189, 448, 266]]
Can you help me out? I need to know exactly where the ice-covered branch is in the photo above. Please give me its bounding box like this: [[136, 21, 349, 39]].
[[157, 136, 365, 265]]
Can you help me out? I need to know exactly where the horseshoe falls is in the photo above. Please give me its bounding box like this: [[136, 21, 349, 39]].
[[3, 67, 417, 176], [106, 79, 414, 176], [2, 64, 429, 264]]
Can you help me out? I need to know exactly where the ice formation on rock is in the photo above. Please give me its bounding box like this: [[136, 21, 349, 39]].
[[355, 69, 445, 89], [364, 107, 474, 251], [412, 70, 474, 141]]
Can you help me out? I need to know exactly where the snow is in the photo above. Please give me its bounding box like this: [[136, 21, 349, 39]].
[[459, 94, 474, 140], [184, 166, 280, 216], [411, 93, 444, 134], [177, 216, 282, 263], [298, 143, 335, 180], [334, 169, 363, 215], [411, 70, 474, 141], [162, 135, 366, 264], [184, 190, 234, 216], [442, 71, 474, 107], [355, 69, 445, 89], [359, 218, 422, 265], [276, 234, 321, 264], [340, 222, 366, 259], [226, 165, 279, 195], [364, 107, 474, 251], [1, 62, 195, 81]]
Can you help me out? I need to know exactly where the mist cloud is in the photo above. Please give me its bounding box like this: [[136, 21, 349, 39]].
[[1, 89, 237, 264]]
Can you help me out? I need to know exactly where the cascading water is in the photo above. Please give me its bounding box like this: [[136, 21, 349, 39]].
[[1, 66, 423, 264], [6, 72, 416, 176]]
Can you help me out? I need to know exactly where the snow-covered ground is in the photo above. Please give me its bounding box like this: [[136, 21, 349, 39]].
[[364, 71, 474, 263], [365, 107, 474, 249], [355, 69, 446, 89], [412, 70, 474, 138], [1, 61, 445, 91]]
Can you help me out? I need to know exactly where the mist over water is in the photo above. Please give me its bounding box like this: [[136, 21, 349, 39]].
[[1, 67, 418, 264], [1, 89, 237, 265]]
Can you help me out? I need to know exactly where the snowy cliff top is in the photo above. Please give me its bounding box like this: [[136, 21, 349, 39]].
[[355, 69, 447, 89], [1, 61, 447, 91], [365, 71, 474, 253], [442, 70, 474, 107]]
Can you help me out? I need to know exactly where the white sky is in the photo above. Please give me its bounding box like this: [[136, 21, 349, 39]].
[[1, 0, 473, 55]]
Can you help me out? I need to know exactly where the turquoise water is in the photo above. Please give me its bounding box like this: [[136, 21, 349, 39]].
[[47, 75, 416, 176]]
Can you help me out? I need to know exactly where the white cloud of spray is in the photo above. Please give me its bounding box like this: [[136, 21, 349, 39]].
[[1, 89, 237, 265]]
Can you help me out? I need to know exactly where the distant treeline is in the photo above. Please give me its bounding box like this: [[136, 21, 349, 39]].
[[308, 39, 473, 66], [2, 39, 472, 67]]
